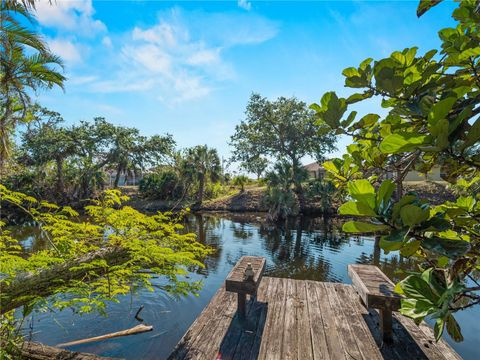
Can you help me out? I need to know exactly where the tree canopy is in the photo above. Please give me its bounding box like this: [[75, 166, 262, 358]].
[[14, 109, 175, 201], [183, 145, 222, 206], [230, 93, 336, 210], [0, 1, 65, 171], [312, 0, 480, 341]]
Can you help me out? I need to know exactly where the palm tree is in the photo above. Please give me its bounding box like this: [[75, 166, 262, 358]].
[[184, 145, 221, 206], [0, 1, 65, 172], [104, 121, 174, 188]]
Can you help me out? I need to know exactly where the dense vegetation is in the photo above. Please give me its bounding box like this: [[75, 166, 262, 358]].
[[1, 0, 479, 356], [8, 106, 175, 202], [230, 94, 337, 219], [0, 3, 209, 358], [313, 0, 480, 341]]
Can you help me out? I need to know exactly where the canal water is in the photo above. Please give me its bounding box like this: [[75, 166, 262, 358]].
[[15, 213, 479, 359]]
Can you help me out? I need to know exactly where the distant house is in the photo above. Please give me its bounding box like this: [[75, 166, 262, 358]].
[[303, 162, 326, 179], [105, 170, 144, 187], [303, 162, 445, 182], [402, 165, 444, 182]]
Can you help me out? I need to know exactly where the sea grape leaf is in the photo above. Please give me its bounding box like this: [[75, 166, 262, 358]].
[[399, 274, 438, 303], [446, 314, 464, 342], [417, 0, 444, 17], [347, 179, 376, 209], [421, 237, 471, 258], [400, 204, 430, 227], [342, 221, 389, 233], [380, 227, 409, 251], [376, 180, 395, 211], [380, 133, 430, 154], [338, 201, 377, 216]]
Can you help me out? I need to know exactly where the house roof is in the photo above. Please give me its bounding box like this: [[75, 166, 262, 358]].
[[303, 162, 323, 171]]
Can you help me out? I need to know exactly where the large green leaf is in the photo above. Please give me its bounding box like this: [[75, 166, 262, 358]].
[[418, 216, 451, 232], [428, 97, 456, 125], [417, 0, 444, 17], [399, 298, 434, 324], [338, 201, 377, 216], [462, 118, 480, 149], [400, 204, 430, 227], [315, 92, 347, 128], [346, 92, 373, 105], [380, 227, 409, 251], [347, 179, 375, 209], [400, 239, 421, 257], [421, 237, 471, 259], [323, 160, 346, 181], [446, 314, 464, 342], [434, 318, 445, 341], [392, 195, 417, 221], [380, 133, 430, 154], [376, 180, 395, 211], [352, 114, 380, 130], [342, 221, 389, 233], [399, 274, 439, 303]]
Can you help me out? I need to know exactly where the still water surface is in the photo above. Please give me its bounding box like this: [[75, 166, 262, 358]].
[[17, 213, 479, 359]]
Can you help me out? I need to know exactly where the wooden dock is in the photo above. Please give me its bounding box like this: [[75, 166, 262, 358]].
[[168, 263, 461, 360]]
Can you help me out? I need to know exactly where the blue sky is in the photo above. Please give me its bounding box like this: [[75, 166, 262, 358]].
[[33, 0, 457, 169]]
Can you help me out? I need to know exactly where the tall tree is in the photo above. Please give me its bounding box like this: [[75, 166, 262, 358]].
[[105, 121, 175, 188], [230, 93, 336, 210], [0, 1, 65, 172], [20, 106, 75, 197], [240, 156, 269, 180], [313, 0, 480, 341], [184, 145, 221, 206]]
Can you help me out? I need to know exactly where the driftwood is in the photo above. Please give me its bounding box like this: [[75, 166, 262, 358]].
[[20, 341, 119, 359], [0, 247, 130, 314], [56, 324, 153, 348]]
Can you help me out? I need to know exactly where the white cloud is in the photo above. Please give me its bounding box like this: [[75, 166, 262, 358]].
[[238, 0, 252, 11], [47, 38, 82, 64], [69, 75, 97, 85], [186, 49, 220, 66], [123, 44, 172, 74], [35, 0, 106, 36], [101, 36, 113, 48], [66, 7, 278, 104]]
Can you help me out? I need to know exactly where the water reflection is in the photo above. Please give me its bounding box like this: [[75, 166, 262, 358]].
[[11, 213, 477, 359]]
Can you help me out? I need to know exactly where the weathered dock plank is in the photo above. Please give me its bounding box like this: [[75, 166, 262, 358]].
[[167, 277, 461, 360], [295, 281, 313, 360]]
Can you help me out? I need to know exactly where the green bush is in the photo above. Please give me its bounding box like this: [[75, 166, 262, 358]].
[[305, 178, 337, 217], [139, 170, 184, 200], [264, 186, 298, 221], [232, 175, 249, 191], [204, 181, 233, 200]]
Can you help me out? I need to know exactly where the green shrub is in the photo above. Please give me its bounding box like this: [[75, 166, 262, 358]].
[[204, 181, 233, 200], [264, 186, 298, 221], [139, 170, 184, 200], [232, 175, 249, 191]]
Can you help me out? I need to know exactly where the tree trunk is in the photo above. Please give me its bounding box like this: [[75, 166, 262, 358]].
[[197, 173, 205, 205], [395, 169, 403, 202], [373, 235, 381, 266], [113, 164, 122, 188], [291, 159, 305, 212], [19, 342, 118, 360], [55, 157, 65, 197], [0, 247, 129, 315]]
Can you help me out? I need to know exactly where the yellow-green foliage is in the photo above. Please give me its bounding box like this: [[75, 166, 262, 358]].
[[0, 184, 210, 358]]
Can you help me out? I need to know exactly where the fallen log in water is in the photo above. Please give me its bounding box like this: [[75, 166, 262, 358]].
[[0, 247, 130, 314], [57, 324, 153, 348], [20, 341, 119, 360]]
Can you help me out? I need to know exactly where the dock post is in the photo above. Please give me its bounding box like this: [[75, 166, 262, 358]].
[[225, 256, 266, 323], [380, 306, 393, 343], [237, 293, 246, 320]]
